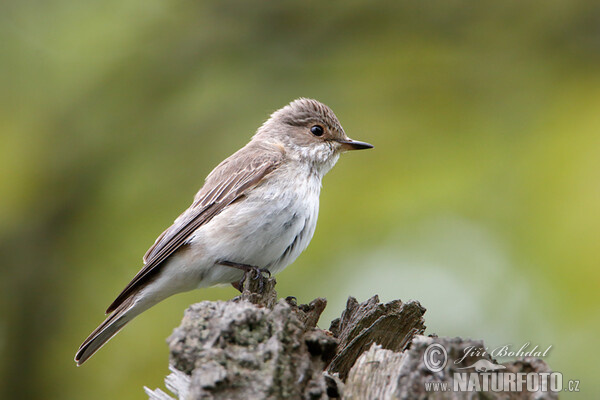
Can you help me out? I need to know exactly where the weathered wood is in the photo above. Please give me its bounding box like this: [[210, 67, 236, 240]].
[[146, 276, 555, 400], [146, 276, 337, 400], [327, 296, 426, 380], [144, 366, 190, 400], [344, 337, 558, 400]]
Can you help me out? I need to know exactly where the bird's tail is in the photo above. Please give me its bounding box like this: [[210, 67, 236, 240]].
[[75, 296, 140, 366]]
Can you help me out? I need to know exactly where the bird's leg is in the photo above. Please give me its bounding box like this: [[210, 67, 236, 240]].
[[217, 260, 271, 293]]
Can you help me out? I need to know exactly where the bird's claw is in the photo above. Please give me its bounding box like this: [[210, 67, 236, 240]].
[[253, 268, 271, 279], [219, 260, 270, 293], [236, 266, 270, 293], [249, 267, 270, 292]]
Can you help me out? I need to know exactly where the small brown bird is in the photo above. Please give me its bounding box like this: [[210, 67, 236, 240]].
[[75, 98, 372, 365]]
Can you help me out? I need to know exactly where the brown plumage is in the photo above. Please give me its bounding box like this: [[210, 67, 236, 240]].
[[74, 98, 372, 366]]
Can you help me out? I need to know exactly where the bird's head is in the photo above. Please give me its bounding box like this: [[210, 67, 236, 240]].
[[254, 98, 373, 174]]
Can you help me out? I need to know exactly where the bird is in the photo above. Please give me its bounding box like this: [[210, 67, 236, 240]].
[[75, 98, 373, 365]]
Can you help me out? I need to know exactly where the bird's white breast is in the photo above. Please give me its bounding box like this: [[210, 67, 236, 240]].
[[186, 160, 322, 285]]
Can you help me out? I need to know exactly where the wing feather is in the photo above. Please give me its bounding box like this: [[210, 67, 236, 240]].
[[106, 147, 282, 313]]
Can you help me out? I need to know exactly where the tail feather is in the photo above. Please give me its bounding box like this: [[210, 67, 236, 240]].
[[75, 297, 136, 366]]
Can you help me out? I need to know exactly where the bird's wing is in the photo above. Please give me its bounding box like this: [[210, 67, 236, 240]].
[[106, 147, 283, 313]]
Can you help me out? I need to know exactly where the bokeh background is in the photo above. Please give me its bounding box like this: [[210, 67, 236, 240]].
[[1, 1, 598, 398]]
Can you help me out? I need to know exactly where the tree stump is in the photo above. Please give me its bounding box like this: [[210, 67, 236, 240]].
[[145, 276, 555, 399]]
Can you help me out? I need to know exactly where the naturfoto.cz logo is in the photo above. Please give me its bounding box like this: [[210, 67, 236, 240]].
[[423, 342, 580, 394]]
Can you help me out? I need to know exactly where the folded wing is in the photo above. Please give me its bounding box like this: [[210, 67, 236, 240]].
[[106, 147, 282, 313]]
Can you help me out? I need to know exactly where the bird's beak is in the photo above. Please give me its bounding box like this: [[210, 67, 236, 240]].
[[335, 138, 374, 151]]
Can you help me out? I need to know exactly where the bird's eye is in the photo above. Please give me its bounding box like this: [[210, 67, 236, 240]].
[[310, 125, 324, 136]]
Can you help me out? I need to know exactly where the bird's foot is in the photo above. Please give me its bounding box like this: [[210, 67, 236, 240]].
[[218, 260, 271, 293]]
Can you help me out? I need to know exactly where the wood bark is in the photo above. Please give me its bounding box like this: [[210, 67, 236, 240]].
[[145, 276, 555, 400]]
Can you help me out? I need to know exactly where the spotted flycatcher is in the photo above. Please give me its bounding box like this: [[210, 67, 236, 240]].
[[75, 98, 373, 365]]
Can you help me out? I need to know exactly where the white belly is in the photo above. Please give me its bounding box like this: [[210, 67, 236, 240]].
[[186, 164, 321, 285]]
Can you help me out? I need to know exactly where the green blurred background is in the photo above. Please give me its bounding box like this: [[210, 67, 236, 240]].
[[1, 1, 598, 398]]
